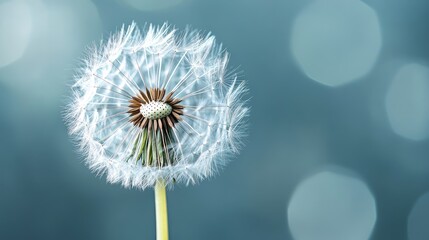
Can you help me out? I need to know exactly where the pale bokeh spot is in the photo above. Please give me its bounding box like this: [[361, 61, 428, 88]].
[[288, 167, 377, 240], [291, 0, 382, 87], [0, 0, 102, 109], [117, 0, 186, 11], [385, 63, 429, 141], [0, 0, 32, 67]]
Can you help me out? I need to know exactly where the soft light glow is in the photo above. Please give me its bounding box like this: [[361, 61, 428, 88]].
[[0, 0, 102, 108], [117, 0, 185, 11], [291, 0, 382, 87], [408, 192, 429, 240], [385, 63, 429, 141], [0, 0, 32, 68], [287, 167, 377, 240]]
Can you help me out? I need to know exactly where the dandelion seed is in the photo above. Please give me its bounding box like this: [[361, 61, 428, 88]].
[[65, 22, 248, 239], [65, 22, 248, 189]]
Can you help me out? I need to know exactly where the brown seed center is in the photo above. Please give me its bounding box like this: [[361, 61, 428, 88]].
[[127, 87, 184, 130]]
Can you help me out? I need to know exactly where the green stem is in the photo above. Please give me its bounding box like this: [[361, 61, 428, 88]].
[[155, 180, 169, 240]]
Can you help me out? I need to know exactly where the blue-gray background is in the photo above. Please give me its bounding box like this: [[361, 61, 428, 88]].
[[1, 0, 429, 239]]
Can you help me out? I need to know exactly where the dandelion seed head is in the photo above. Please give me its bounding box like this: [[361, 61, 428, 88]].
[[65, 22, 249, 190]]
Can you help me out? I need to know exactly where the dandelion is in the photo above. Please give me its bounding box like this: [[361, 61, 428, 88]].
[[65, 22, 248, 239]]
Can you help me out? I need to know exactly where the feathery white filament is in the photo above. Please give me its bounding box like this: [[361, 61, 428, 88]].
[[65, 22, 249, 189]]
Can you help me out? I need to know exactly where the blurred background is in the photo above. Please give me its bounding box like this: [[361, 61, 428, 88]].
[[1, 0, 429, 239]]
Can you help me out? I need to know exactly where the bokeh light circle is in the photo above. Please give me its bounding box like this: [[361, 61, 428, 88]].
[[385, 63, 429, 141], [291, 0, 382, 87], [408, 192, 429, 240], [0, 0, 32, 68], [117, 0, 185, 11], [0, 0, 102, 109], [287, 168, 377, 240]]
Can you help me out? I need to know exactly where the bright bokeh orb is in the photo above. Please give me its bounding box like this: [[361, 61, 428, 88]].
[[291, 0, 382, 87], [117, 0, 185, 11], [0, 0, 32, 68], [385, 63, 429, 141], [0, 0, 102, 108], [287, 168, 377, 240], [408, 192, 429, 240]]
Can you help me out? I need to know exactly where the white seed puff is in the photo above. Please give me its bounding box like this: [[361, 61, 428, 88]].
[[65, 22, 249, 189]]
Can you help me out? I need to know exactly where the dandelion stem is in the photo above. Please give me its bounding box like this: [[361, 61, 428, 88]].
[[155, 180, 169, 240]]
